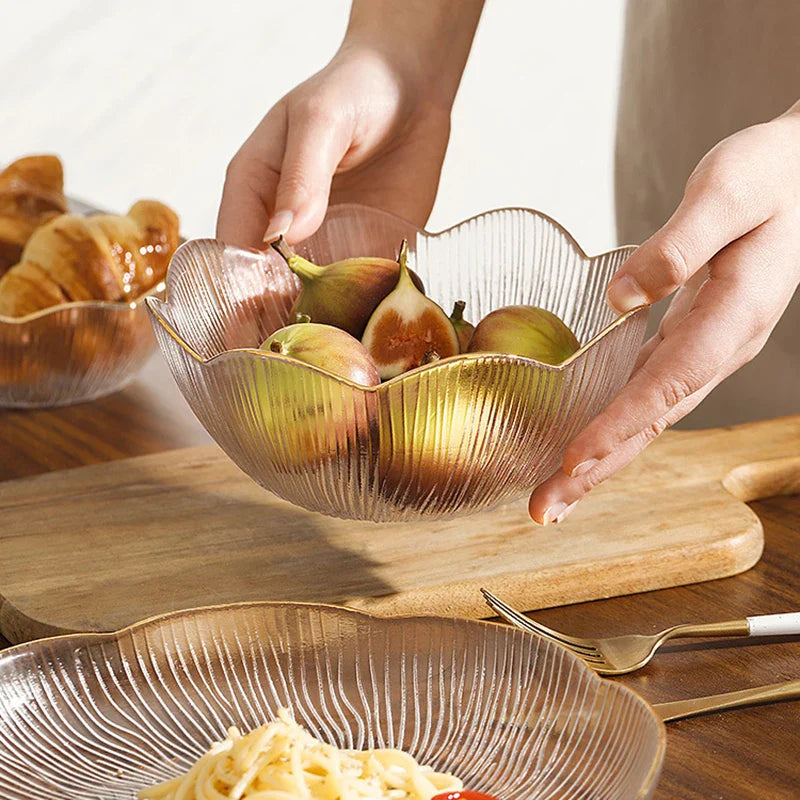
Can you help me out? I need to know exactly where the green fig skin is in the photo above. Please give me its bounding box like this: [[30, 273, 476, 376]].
[[467, 305, 580, 365], [362, 241, 460, 380], [449, 300, 475, 352], [271, 237, 424, 339], [261, 322, 380, 386]]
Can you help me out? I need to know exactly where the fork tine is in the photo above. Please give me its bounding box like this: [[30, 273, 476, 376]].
[[480, 589, 601, 656], [481, 588, 543, 634]]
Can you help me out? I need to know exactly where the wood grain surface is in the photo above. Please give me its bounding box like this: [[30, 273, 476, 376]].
[[2, 416, 798, 643], [0, 357, 797, 799]]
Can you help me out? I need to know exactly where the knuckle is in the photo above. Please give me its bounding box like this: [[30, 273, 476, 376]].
[[641, 363, 704, 411], [710, 174, 749, 215], [277, 169, 312, 205], [651, 237, 691, 288], [643, 418, 670, 443], [579, 470, 606, 493], [660, 373, 701, 408], [689, 167, 750, 218], [292, 96, 335, 127], [224, 151, 247, 183]]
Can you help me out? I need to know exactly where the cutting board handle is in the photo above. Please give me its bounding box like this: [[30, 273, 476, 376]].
[[690, 415, 800, 502]]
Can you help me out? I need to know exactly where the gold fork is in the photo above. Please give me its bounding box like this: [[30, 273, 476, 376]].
[[481, 588, 800, 675]]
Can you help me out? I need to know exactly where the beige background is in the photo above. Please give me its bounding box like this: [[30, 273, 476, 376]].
[[0, 0, 625, 251], [2, 0, 796, 427]]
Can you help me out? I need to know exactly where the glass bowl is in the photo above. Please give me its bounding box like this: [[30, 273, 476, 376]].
[[0, 602, 665, 799], [0, 200, 164, 408], [147, 204, 648, 521]]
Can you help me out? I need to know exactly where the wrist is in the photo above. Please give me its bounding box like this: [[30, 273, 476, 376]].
[[340, 0, 483, 110], [334, 38, 451, 114]]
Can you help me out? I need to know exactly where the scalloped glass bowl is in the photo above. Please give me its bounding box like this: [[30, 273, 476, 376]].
[[0, 200, 163, 408], [148, 205, 647, 521], [0, 289, 163, 408], [0, 602, 665, 799]]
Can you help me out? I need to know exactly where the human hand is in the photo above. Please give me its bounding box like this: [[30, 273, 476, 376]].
[[217, 0, 483, 248], [529, 109, 800, 524]]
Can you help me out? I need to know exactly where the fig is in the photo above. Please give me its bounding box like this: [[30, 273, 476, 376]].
[[467, 305, 579, 365], [449, 300, 475, 351], [361, 240, 460, 379], [261, 321, 380, 386], [270, 236, 424, 339]]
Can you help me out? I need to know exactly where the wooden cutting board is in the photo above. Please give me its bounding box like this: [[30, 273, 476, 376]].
[[0, 416, 798, 644]]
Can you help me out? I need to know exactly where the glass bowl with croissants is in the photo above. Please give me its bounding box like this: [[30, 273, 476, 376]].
[[0, 155, 180, 407]]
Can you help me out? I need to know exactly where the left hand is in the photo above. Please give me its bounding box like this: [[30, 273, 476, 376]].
[[528, 107, 800, 525]]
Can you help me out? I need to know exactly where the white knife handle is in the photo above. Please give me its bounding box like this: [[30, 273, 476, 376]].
[[747, 612, 800, 636]]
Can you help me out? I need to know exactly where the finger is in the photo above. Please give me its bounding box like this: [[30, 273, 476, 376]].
[[633, 266, 709, 371], [267, 101, 355, 244], [607, 169, 773, 313], [529, 378, 716, 523], [217, 106, 287, 249], [564, 219, 788, 477]]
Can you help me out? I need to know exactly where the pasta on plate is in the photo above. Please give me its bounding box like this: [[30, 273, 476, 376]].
[[138, 708, 463, 800]]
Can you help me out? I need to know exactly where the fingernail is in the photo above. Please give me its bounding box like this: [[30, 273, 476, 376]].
[[263, 210, 294, 243], [570, 458, 599, 478], [542, 501, 568, 526], [607, 274, 649, 314], [556, 500, 579, 524]]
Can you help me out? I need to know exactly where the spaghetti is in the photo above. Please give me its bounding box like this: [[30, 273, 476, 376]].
[[138, 708, 463, 800]]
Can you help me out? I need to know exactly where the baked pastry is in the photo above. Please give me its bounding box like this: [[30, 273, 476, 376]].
[[0, 200, 179, 317], [0, 155, 67, 276]]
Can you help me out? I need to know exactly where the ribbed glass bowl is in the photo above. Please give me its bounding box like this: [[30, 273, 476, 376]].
[[0, 602, 665, 799], [148, 205, 648, 521], [0, 200, 162, 408]]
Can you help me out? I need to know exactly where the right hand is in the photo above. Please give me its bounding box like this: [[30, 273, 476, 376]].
[[217, 44, 452, 248]]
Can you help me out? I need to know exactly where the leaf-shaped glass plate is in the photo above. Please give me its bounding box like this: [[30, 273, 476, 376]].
[[0, 602, 665, 799]]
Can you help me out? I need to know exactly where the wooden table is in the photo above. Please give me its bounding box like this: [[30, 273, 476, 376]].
[[1, 356, 797, 800]]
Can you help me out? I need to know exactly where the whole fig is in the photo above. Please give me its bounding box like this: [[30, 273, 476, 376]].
[[271, 236, 424, 339], [468, 305, 579, 365], [261, 321, 380, 386]]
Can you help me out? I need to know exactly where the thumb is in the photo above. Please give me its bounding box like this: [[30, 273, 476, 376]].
[[263, 103, 354, 244], [607, 173, 770, 313]]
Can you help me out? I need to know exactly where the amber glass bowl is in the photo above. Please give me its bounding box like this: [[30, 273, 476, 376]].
[[0, 200, 162, 408], [148, 204, 647, 521], [0, 602, 665, 799]]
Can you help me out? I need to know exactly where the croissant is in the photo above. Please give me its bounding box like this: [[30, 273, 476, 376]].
[[0, 155, 67, 276], [0, 200, 179, 317]]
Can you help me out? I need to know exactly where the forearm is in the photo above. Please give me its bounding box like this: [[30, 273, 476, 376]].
[[342, 0, 484, 107]]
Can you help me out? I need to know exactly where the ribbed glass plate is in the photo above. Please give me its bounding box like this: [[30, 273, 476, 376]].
[[148, 204, 648, 520], [0, 199, 162, 408], [0, 602, 665, 799]]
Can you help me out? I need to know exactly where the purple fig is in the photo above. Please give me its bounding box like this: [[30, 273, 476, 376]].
[[271, 236, 424, 339], [467, 305, 579, 365], [361, 241, 460, 379], [261, 321, 380, 386]]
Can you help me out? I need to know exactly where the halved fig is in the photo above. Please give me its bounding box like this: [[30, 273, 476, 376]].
[[361, 241, 459, 379], [271, 236, 424, 339]]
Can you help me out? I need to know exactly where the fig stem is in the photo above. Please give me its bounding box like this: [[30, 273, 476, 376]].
[[450, 300, 466, 323], [395, 239, 414, 288], [269, 340, 284, 354], [270, 236, 323, 280], [295, 313, 311, 324]]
